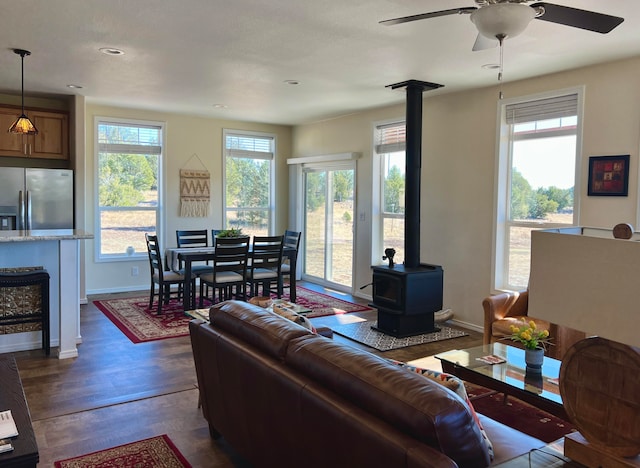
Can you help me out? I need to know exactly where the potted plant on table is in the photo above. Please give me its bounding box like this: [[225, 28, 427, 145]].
[[509, 320, 551, 373], [215, 228, 245, 238]]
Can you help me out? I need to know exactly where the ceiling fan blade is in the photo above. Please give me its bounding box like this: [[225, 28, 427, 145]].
[[531, 3, 624, 34], [472, 34, 498, 51], [380, 7, 476, 26]]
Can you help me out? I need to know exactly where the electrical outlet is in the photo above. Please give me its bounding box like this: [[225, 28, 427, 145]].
[[131, 266, 139, 277]]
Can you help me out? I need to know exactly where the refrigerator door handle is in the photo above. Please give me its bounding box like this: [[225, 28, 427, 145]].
[[18, 190, 25, 230], [26, 190, 31, 230]]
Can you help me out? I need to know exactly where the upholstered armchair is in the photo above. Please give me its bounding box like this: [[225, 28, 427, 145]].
[[482, 290, 550, 346], [483, 289, 584, 359]]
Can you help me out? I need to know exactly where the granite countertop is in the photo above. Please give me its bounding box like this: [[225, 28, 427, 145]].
[[0, 229, 94, 242]]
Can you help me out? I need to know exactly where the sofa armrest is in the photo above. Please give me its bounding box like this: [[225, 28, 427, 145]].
[[482, 290, 528, 344]]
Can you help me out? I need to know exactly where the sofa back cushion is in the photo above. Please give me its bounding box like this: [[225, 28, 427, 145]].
[[209, 300, 312, 360], [286, 336, 490, 467]]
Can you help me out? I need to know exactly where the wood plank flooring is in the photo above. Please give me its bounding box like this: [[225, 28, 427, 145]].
[[9, 283, 482, 467]]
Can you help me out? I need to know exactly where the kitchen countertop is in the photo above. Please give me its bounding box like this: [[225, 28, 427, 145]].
[[0, 229, 93, 242]]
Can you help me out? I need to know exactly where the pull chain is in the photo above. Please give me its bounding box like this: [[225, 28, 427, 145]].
[[497, 34, 506, 100]]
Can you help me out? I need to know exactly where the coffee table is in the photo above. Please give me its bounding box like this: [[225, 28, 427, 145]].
[[435, 342, 568, 421]]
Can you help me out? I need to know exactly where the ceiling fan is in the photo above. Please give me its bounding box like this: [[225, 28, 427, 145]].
[[380, 1, 624, 51]]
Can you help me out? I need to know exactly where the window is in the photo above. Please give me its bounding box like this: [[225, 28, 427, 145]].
[[96, 119, 162, 260], [494, 91, 581, 290], [374, 121, 406, 264], [223, 129, 275, 236]]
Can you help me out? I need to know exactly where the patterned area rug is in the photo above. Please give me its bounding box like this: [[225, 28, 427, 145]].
[[465, 383, 576, 443], [331, 320, 468, 351], [94, 286, 372, 343], [53, 434, 191, 467]]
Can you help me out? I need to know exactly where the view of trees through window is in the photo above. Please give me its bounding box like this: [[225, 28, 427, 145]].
[[381, 151, 405, 264], [224, 131, 274, 237], [506, 117, 577, 288], [97, 121, 161, 258], [225, 157, 270, 235]]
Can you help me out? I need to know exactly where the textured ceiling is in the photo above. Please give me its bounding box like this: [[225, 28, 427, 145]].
[[0, 0, 638, 125]]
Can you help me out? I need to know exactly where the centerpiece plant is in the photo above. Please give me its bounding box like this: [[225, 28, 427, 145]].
[[509, 320, 551, 350], [216, 228, 245, 238]]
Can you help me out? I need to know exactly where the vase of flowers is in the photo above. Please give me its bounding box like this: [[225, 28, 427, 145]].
[[509, 320, 550, 374]]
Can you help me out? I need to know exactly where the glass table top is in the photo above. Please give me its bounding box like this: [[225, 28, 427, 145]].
[[435, 342, 563, 405]]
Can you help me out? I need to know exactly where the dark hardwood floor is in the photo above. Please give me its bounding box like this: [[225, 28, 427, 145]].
[[10, 282, 482, 467]]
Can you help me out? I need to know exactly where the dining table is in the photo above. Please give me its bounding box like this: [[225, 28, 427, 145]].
[[165, 245, 298, 311]]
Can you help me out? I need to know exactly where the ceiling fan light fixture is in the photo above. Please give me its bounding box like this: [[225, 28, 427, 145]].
[[470, 3, 536, 40], [9, 49, 38, 135]]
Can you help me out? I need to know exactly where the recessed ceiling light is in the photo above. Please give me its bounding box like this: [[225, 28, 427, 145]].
[[481, 63, 500, 70], [67, 84, 83, 89], [284, 80, 300, 85], [212, 104, 228, 109], [99, 47, 125, 56]]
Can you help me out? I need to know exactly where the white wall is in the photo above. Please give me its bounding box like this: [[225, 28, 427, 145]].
[[292, 56, 640, 330], [83, 104, 292, 294]]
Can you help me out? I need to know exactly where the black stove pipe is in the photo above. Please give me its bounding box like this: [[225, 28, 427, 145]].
[[387, 80, 443, 269]]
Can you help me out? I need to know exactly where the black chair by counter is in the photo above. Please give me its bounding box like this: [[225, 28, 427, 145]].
[[248, 235, 284, 298], [0, 269, 50, 356], [145, 233, 195, 314], [199, 236, 250, 306]]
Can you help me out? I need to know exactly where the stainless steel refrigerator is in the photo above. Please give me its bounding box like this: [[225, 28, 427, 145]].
[[0, 168, 74, 230]]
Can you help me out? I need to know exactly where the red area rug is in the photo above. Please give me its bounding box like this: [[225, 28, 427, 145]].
[[54, 434, 191, 467], [465, 383, 575, 443], [94, 286, 372, 343]]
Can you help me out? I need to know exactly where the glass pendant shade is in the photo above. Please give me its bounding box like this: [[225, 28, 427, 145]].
[[9, 49, 39, 135], [8, 114, 38, 134], [471, 3, 536, 40]]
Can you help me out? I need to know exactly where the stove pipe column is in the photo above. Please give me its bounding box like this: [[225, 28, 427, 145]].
[[387, 80, 443, 269]]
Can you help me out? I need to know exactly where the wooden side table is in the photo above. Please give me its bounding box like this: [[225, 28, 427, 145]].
[[0, 356, 38, 467]]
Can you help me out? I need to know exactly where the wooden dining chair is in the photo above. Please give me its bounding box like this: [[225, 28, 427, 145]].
[[145, 233, 195, 314], [248, 235, 284, 298], [281, 230, 301, 293], [198, 236, 250, 307], [176, 230, 213, 276]]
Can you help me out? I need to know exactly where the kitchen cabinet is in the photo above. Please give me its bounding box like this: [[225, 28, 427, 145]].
[[0, 107, 69, 160]]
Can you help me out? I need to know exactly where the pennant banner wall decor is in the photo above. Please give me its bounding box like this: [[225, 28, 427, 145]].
[[180, 168, 210, 217]]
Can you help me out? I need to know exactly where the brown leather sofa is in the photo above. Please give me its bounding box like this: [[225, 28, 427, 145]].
[[190, 300, 546, 468]]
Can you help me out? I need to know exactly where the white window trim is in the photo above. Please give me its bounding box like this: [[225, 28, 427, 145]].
[[94, 116, 165, 263], [222, 128, 276, 234], [491, 87, 584, 292]]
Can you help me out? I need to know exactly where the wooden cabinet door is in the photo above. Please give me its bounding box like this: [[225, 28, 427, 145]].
[[30, 110, 69, 160], [0, 108, 28, 158]]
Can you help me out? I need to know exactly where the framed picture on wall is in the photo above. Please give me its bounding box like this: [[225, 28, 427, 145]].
[[587, 155, 630, 196]]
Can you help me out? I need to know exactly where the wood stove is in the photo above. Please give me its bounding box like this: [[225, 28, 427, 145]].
[[371, 79, 445, 338], [372, 263, 442, 337]]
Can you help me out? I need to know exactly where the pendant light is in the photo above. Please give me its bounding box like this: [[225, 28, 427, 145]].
[[8, 49, 38, 135]]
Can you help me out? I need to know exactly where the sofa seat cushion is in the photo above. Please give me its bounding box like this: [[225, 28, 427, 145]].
[[491, 316, 550, 340], [478, 414, 545, 465], [209, 300, 312, 360], [286, 336, 491, 467]]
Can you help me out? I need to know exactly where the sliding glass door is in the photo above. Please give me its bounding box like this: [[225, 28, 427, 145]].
[[302, 164, 355, 290]]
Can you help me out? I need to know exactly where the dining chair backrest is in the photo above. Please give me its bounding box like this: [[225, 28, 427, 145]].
[[145, 233, 165, 278], [251, 235, 284, 272], [213, 236, 250, 274], [176, 230, 209, 248], [283, 230, 301, 252]]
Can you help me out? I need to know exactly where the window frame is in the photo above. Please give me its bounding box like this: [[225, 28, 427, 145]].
[[493, 88, 583, 292], [372, 119, 406, 265], [222, 128, 276, 235], [94, 116, 165, 263]]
